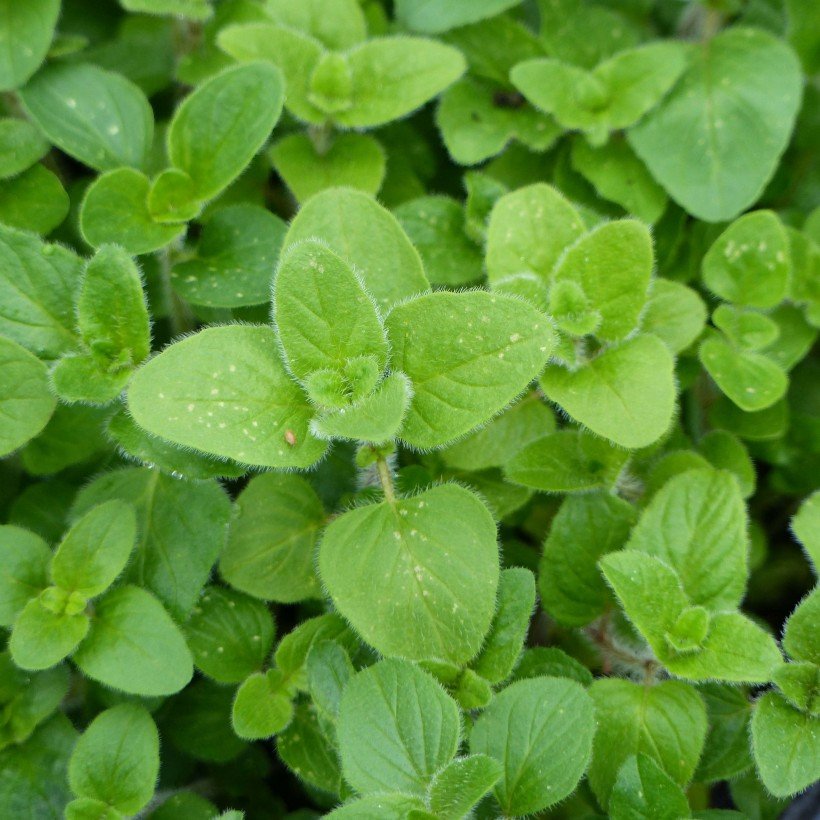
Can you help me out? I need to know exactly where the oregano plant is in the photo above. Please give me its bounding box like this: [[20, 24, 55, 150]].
[[0, 1, 818, 818]]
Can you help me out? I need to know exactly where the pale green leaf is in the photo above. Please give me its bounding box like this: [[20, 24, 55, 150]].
[[699, 336, 787, 413], [319, 483, 499, 665], [127, 325, 327, 468], [642, 279, 707, 354], [625, 469, 748, 610], [792, 491, 820, 574], [121, 0, 212, 20], [470, 676, 596, 815], [72, 585, 193, 696], [386, 290, 554, 449], [0, 335, 56, 457], [80, 168, 185, 256], [588, 678, 707, 808], [0, 224, 81, 358], [270, 132, 385, 203], [285, 187, 429, 311], [713, 306, 780, 352], [428, 755, 502, 820], [0, 0, 60, 91], [170, 204, 286, 308], [146, 168, 200, 224], [486, 183, 585, 288], [396, 0, 522, 33], [539, 491, 636, 626], [274, 240, 388, 382], [167, 62, 284, 200], [783, 587, 820, 664], [9, 596, 89, 671], [265, 0, 366, 50], [326, 795, 427, 819], [0, 164, 69, 235], [185, 586, 275, 684], [628, 28, 803, 222], [540, 334, 676, 449], [751, 691, 820, 798], [20, 63, 153, 171], [219, 473, 324, 603], [72, 467, 231, 619], [50, 500, 136, 600], [68, 704, 159, 815], [609, 754, 690, 820], [231, 669, 293, 740], [337, 658, 460, 795]]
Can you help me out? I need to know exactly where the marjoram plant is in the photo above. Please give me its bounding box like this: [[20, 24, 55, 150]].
[[0, 0, 818, 818]]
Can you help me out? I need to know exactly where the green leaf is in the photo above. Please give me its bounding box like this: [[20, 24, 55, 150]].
[[699, 336, 787, 413], [470, 676, 596, 815], [170, 204, 286, 308], [609, 754, 691, 820], [127, 325, 327, 468], [65, 798, 124, 820], [396, 0, 522, 33], [327, 795, 428, 819], [72, 584, 193, 696], [442, 392, 555, 471], [270, 132, 385, 203], [713, 306, 780, 352], [512, 647, 593, 687], [283, 187, 429, 311], [505, 428, 629, 493], [185, 586, 274, 684], [628, 28, 803, 222], [0, 714, 77, 818], [642, 279, 707, 354], [78, 245, 150, 371], [319, 483, 499, 665], [792, 492, 820, 574], [695, 683, 754, 783], [231, 669, 294, 740], [68, 704, 159, 815], [751, 691, 820, 798], [571, 137, 668, 223], [0, 335, 56, 457], [306, 641, 354, 721], [783, 587, 820, 664], [0, 0, 60, 91], [20, 63, 153, 171], [436, 77, 560, 166], [486, 183, 585, 289], [540, 334, 676, 449], [625, 469, 748, 610], [703, 211, 791, 308], [167, 62, 283, 200], [80, 168, 185, 256], [0, 224, 81, 358], [394, 195, 484, 287], [50, 500, 135, 599], [512, 43, 687, 145], [0, 164, 69, 235], [274, 240, 388, 384], [337, 658, 460, 795], [311, 372, 412, 444], [219, 473, 324, 603], [265, 0, 366, 50], [773, 662, 819, 714], [0, 118, 49, 178], [146, 168, 201, 224], [121, 0, 212, 19], [277, 701, 342, 794], [0, 653, 69, 747], [539, 491, 636, 626], [588, 678, 707, 808], [386, 290, 554, 449], [216, 24, 325, 126], [470, 568, 535, 684], [552, 219, 653, 341], [428, 755, 502, 820], [72, 467, 231, 620], [697, 430, 756, 499], [9, 596, 89, 671]]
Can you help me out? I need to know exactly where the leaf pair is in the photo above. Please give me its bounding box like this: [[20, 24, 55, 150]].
[[600, 469, 783, 682], [218, 23, 465, 129], [80, 62, 284, 254], [331, 659, 595, 818], [0, 502, 192, 695]]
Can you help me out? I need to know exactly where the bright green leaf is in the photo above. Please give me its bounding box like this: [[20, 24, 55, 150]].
[[9, 596, 89, 671], [231, 669, 294, 740], [428, 755, 502, 820], [609, 754, 690, 820]]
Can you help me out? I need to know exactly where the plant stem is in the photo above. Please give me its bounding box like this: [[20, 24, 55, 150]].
[[376, 456, 396, 504]]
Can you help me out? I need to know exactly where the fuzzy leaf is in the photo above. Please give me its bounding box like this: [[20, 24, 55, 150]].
[[641, 279, 707, 354], [128, 325, 327, 468], [386, 290, 554, 449], [306, 641, 354, 721], [0, 0, 60, 91], [609, 754, 690, 820], [232, 670, 294, 740], [428, 755, 502, 820], [9, 597, 89, 670], [319, 484, 499, 665]]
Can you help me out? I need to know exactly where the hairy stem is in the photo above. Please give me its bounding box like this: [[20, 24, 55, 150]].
[[376, 456, 396, 504]]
